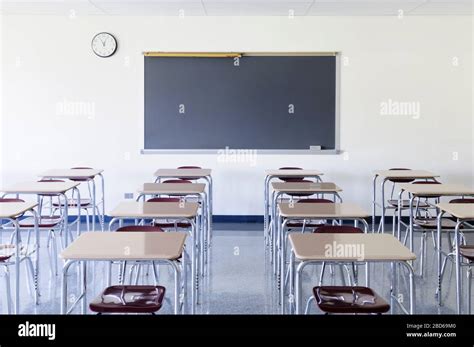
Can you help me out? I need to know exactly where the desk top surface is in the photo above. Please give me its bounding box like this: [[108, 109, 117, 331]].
[[272, 182, 342, 193], [154, 169, 211, 178], [39, 169, 103, 178], [138, 183, 206, 195], [374, 170, 438, 179], [265, 169, 324, 177], [0, 202, 37, 218], [436, 203, 474, 220], [278, 202, 368, 218], [108, 201, 199, 218], [60, 231, 187, 260], [289, 233, 416, 261], [399, 183, 474, 196], [1, 181, 80, 194]]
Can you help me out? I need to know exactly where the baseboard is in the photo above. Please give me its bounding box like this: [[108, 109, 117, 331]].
[[67, 215, 408, 224]]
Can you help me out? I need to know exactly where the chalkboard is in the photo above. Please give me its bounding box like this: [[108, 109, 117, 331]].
[[144, 55, 337, 151]]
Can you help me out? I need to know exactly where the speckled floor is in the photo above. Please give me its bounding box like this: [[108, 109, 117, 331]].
[[1, 223, 472, 315]]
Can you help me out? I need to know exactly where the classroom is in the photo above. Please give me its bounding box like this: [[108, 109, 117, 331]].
[[0, 0, 473, 340]]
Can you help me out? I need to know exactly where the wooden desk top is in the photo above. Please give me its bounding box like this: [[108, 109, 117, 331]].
[[138, 183, 205, 195], [272, 182, 342, 193], [154, 169, 211, 178], [374, 170, 438, 179], [399, 183, 474, 196], [265, 169, 324, 177], [60, 231, 187, 260], [39, 169, 103, 179], [436, 203, 474, 220], [1, 181, 80, 194], [0, 202, 37, 219], [279, 202, 368, 219], [289, 233, 416, 261], [108, 201, 199, 219]]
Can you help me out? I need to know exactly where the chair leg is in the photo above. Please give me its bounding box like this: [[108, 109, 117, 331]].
[[304, 296, 315, 314], [25, 257, 38, 303], [419, 232, 426, 276], [467, 266, 472, 314], [352, 263, 359, 286], [4, 266, 12, 314], [152, 262, 159, 285], [319, 262, 326, 286]]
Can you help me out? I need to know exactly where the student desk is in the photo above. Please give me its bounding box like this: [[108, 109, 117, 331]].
[[0, 202, 38, 314], [39, 169, 105, 231], [372, 170, 438, 233], [264, 169, 323, 245], [270, 182, 342, 272], [108, 201, 200, 313], [154, 169, 212, 251], [137, 183, 208, 275], [288, 233, 416, 314], [397, 183, 474, 255], [277, 202, 367, 311], [436, 203, 474, 313], [1, 181, 81, 246], [60, 231, 187, 314]]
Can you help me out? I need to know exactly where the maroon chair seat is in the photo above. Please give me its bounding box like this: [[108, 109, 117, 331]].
[[387, 199, 429, 208], [460, 246, 474, 262], [148, 197, 180, 203], [0, 244, 19, 262], [89, 285, 166, 314], [52, 199, 92, 207], [277, 167, 304, 182], [162, 179, 192, 184], [19, 216, 62, 228], [387, 168, 415, 184], [69, 167, 95, 182], [313, 286, 390, 314], [0, 198, 25, 203], [116, 226, 164, 232], [0, 245, 15, 262], [152, 222, 191, 229], [177, 166, 202, 181], [286, 199, 334, 229], [450, 198, 474, 204], [314, 226, 364, 234], [413, 217, 458, 229]]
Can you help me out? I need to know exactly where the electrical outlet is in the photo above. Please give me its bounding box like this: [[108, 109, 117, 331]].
[[124, 193, 133, 199]]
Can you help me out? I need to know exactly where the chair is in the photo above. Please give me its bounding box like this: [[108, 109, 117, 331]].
[[286, 199, 334, 232], [0, 201, 37, 313], [437, 198, 474, 303], [0, 198, 62, 276], [89, 285, 166, 314], [0, 248, 38, 314], [147, 197, 192, 230], [177, 166, 202, 181], [52, 167, 99, 232], [460, 246, 474, 314], [309, 286, 390, 314], [115, 226, 164, 285], [313, 225, 364, 287]]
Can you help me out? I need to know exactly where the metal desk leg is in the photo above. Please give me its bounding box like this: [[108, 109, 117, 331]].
[[99, 173, 105, 231], [61, 260, 76, 314], [92, 179, 96, 232], [13, 219, 20, 314], [295, 262, 305, 314], [437, 211, 444, 306], [372, 175, 378, 232], [455, 221, 462, 314], [81, 261, 87, 314]]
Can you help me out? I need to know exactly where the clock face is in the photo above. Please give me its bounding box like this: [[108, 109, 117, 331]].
[[91, 32, 117, 58]]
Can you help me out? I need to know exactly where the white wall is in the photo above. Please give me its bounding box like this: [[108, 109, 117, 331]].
[[1, 15, 473, 215]]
